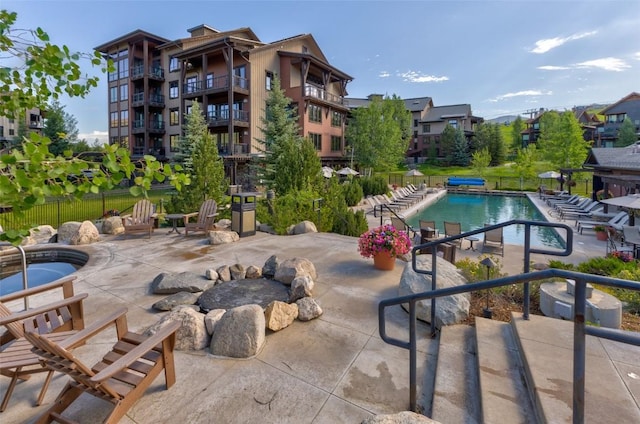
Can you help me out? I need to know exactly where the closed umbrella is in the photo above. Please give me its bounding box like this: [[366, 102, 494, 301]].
[[405, 169, 424, 177]]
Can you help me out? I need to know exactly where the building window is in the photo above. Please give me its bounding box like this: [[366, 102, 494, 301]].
[[186, 105, 192, 115], [169, 57, 179, 72], [266, 71, 274, 90], [309, 104, 322, 123], [207, 104, 216, 120], [422, 123, 430, 133], [119, 84, 128, 101], [331, 135, 342, 152], [110, 87, 117, 103], [331, 111, 342, 127], [233, 65, 247, 89], [118, 56, 129, 79], [110, 112, 118, 128], [414, 119, 418, 127], [309, 133, 321, 150], [448, 119, 458, 129], [110, 136, 118, 145], [186, 76, 197, 93], [169, 81, 178, 99], [170, 108, 179, 126], [0, 126, 3, 137], [206, 73, 214, 89], [120, 110, 128, 127], [170, 135, 180, 152], [9, 128, 15, 136]]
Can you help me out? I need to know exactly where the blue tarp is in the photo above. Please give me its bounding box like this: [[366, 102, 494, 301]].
[[446, 177, 485, 186]]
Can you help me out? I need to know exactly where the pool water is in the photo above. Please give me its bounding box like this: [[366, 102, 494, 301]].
[[406, 194, 565, 249], [0, 262, 80, 296]]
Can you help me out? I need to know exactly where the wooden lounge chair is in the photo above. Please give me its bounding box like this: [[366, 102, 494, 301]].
[[183, 199, 218, 236], [483, 224, 504, 256], [0, 277, 86, 412], [121, 199, 156, 238], [444, 221, 462, 248], [24, 307, 181, 424]]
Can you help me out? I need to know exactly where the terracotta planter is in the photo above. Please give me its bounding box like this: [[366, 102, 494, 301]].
[[373, 251, 396, 270], [595, 231, 608, 241]]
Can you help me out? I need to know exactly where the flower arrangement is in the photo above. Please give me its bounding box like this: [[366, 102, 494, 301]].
[[609, 251, 634, 263], [358, 224, 412, 258]]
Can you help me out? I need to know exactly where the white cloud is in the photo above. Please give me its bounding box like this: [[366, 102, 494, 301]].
[[634, 52, 640, 61], [378, 71, 390, 78], [538, 65, 570, 71], [78, 130, 109, 147], [398, 71, 449, 83], [531, 31, 597, 54], [574, 57, 630, 72], [488, 90, 552, 103]]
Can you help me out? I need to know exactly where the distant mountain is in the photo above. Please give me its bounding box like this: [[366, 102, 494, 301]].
[[486, 115, 522, 125]]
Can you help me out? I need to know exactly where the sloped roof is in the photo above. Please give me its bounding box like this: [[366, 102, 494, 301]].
[[600, 92, 640, 115], [422, 104, 472, 123], [95, 29, 170, 52], [404, 97, 432, 112], [584, 144, 640, 171]]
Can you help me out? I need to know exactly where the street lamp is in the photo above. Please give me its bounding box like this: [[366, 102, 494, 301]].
[[480, 257, 497, 319]]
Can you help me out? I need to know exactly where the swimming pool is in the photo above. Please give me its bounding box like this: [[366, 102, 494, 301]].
[[406, 193, 565, 249]]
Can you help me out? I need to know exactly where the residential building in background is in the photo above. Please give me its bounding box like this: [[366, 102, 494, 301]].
[[0, 107, 44, 152], [96, 24, 352, 185], [346, 94, 482, 164], [598, 92, 640, 147]]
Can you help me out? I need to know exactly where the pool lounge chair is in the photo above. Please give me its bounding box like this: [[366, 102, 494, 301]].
[[577, 212, 629, 235]]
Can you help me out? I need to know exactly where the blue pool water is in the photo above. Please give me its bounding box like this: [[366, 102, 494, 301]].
[[406, 194, 565, 249], [0, 262, 79, 296]]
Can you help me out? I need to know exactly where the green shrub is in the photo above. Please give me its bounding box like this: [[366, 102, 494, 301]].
[[332, 209, 368, 237], [342, 180, 364, 207], [360, 175, 388, 197]]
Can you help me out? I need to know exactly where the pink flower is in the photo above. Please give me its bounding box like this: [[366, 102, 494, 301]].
[[358, 224, 412, 258]]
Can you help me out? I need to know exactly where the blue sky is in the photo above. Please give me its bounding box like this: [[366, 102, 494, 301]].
[[4, 0, 639, 145]]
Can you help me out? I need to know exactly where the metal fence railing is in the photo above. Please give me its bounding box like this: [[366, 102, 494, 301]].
[[0, 186, 176, 230]]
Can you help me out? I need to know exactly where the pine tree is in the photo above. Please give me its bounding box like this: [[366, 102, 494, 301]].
[[42, 100, 78, 156], [450, 127, 470, 166], [616, 117, 638, 147]]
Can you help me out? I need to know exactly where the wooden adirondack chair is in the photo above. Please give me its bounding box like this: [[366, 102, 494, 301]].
[[121, 199, 156, 238], [24, 307, 180, 424], [183, 199, 218, 236], [444, 221, 462, 248], [483, 224, 504, 256], [0, 277, 86, 412]]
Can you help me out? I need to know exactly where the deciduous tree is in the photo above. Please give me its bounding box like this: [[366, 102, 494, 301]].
[[537, 110, 590, 169]]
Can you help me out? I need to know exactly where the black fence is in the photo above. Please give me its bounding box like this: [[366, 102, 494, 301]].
[[0, 187, 176, 231]]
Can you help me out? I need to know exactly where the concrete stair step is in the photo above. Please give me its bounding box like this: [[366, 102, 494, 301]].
[[474, 317, 536, 424], [510, 312, 640, 424], [429, 325, 481, 424]]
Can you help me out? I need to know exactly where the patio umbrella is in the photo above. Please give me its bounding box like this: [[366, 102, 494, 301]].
[[538, 171, 561, 179], [405, 169, 424, 177], [600, 193, 640, 209], [321, 166, 335, 178], [337, 167, 359, 176]]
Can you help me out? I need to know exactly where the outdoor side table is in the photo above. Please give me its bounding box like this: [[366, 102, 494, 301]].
[[465, 236, 479, 251], [165, 214, 184, 235]]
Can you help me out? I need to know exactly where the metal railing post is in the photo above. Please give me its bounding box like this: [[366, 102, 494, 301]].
[[573, 279, 586, 424]]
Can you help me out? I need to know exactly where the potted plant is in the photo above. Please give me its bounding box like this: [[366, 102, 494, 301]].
[[358, 224, 412, 270], [594, 225, 608, 241]]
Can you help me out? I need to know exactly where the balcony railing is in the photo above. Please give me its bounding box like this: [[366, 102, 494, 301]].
[[131, 120, 165, 134], [131, 65, 165, 81], [304, 84, 348, 106], [218, 143, 249, 155], [132, 92, 165, 108], [206, 110, 249, 127], [183, 75, 249, 97], [29, 120, 44, 129]]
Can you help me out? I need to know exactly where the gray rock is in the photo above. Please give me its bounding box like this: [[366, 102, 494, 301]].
[[245, 265, 262, 279], [27, 225, 57, 245], [204, 309, 226, 335], [361, 411, 440, 424], [209, 230, 239, 245], [151, 272, 215, 294], [145, 306, 209, 351], [205, 269, 219, 281], [229, 263, 246, 280], [265, 301, 298, 331], [289, 275, 314, 302], [296, 297, 322, 321], [152, 292, 201, 311], [398, 255, 470, 328], [274, 257, 317, 285], [198, 278, 289, 312], [101, 216, 124, 235], [217, 265, 231, 282], [57, 221, 82, 244], [210, 304, 266, 358], [69, 220, 100, 245], [290, 220, 318, 235], [262, 255, 280, 278]]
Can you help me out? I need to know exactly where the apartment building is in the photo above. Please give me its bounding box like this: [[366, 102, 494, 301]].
[[347, 94, 482, 163], [96, 24, 352, 185], [0, 107, 44, 152], [598, 92, 640, 147]]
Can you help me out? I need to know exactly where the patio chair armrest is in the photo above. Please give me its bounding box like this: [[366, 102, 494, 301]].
[[206, 212, 219, 218], [182, 212, 198, 224], [0, 276, 77, 303], [59, 307, 129, 350], [0, 293, 88, 326], [90, 320, 181, 383]]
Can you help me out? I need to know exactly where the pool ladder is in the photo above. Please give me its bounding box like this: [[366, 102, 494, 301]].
[[0, 243, 29, 309]]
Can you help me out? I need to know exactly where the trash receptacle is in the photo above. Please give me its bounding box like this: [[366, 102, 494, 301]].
[[231, 193, 256, 237]]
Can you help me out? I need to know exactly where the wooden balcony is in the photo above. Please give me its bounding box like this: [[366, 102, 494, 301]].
[[304, 84, 348, 108], [132, 92, 165, 108], [182, 75, 249, 99], [131, 65, 165, 81], [206, 110, 249, 128]]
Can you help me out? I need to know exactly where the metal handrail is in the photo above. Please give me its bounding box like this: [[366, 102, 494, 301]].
[[378, 220, 640, 423], [0, 242, 29, 309]]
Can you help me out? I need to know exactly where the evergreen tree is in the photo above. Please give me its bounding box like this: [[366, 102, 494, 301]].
[[255, 77, 321, 195], [616, 117, 638, 147], [439, 124, 456, 165], [511, 116, 525, 151], [450, 127, 470, 166], [488, 122, 506, 165], [174, 101, 207, 174], [42, 100, 78, 156], [345, 94, 411, 170], [538, 110, 590, 169]]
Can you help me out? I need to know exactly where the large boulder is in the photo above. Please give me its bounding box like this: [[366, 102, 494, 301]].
[[296, 297, 323, 321], [264, 301, 298, 331], [289, 220, 318, 235], [398, 255, 470, 328], [69, 220, 100, 245], [57, 221, 82, 244], [209, 230, 239, 245], [274, 257, 317, 285], [210, 304, 265, 358], [21, 225, 57, 245], [151, 272, 215, 294], [101, 216, 125, 235], [262, 255, 280, 278], [145, 306, 209, 351], [152, 292, 201, 311]]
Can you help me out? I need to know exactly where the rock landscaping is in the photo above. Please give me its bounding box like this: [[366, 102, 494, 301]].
[[147, 254, 322, 358]]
